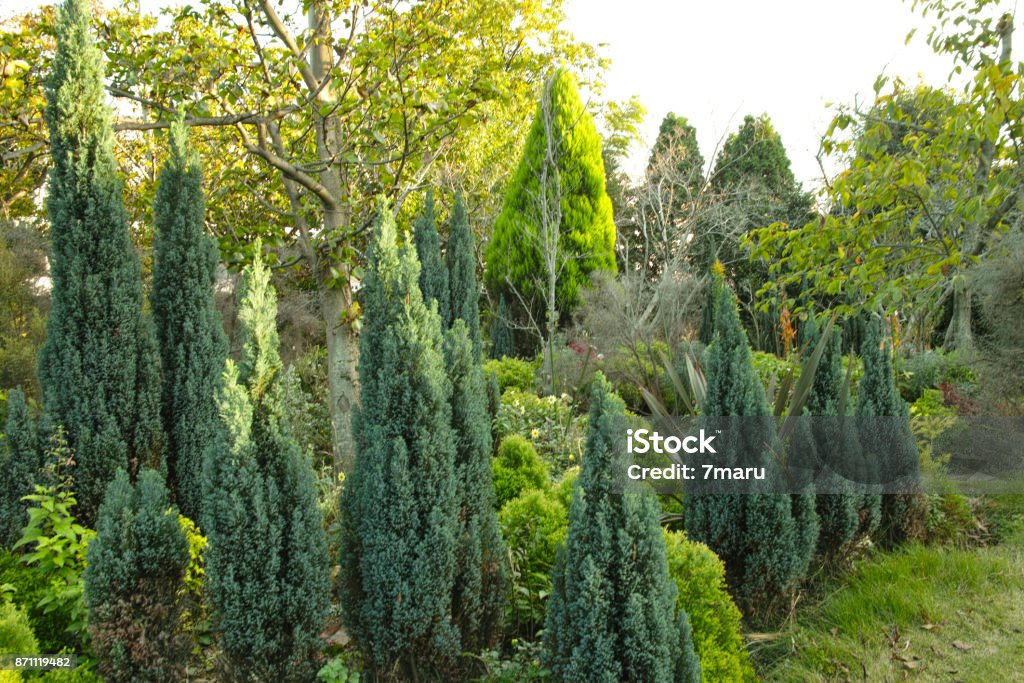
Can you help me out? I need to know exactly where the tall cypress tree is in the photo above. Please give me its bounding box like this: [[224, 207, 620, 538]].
[[0, 390, 40, 546], [202, 251, 330, 681], [484, 68, 617, 324], [544, 374, 699, 682], [84, 468, 190, 683], [801, 315, 861, 558], [339, 202, 460, 678], [445, 320, 506, 653], [856, 318, 920, 547], [414, 191, 450, 328], [151, 122, 227, 520], [38, 0, 162, 522], [447, 194, 482, 361], [686, 281, 804, 622]]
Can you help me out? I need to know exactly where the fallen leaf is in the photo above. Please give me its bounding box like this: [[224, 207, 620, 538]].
[[951, 640, 972, 651]]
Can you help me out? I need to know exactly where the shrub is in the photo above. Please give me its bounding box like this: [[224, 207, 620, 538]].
[[498, 489, 568, 638], [339, 204, 459, 678], [202, 251, 330, 682], [492, 436, 548, 508], [551, 467, 579, 510], [663, 531, 755, 682], [751, 350, 800, 390], [898, 349, 975, 403], [544, 376, 698, 682], [483, 357, 537, 394], [495, 389, 584, 474], [0, 551, 66, 654], [0, 389, 40, 548], [0, 601, 39, 683], [84, 469, 190, 683], [14, 431, 92, 652]]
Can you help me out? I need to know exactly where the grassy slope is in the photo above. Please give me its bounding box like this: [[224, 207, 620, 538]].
[[758, 505, 1024, 681]]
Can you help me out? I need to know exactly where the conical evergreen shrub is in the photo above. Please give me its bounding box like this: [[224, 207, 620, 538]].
[[544, 374, 698, 682], [83, 469, 190, 683], [856, 318, 921, 547], [801, 315, 861, 558], [445, 319, 506, 653], [38, 0, 162, 522], [339, 202, 460, 678], [446, 194, 482, 361], [685, 281, 805, 622], [0, 390, 40, 546], [489, 295, 515, 360], [414, 191, 450, 328], [151, 122, 227, 520], [201, 251, 330, 682]]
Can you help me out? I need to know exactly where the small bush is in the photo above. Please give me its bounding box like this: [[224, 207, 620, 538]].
[[492, 436, 548, 508], [751, 350, 800, 389], [921, 494, 979, 546], [1, 601, 39, 683], [495, 389, 585, 474], [551, 467, 579, 510], [0, 551, 67, 654], [663, 531, 755, 683], [483, 357, 538, 393], [498, 489, 568, 638], [84, 469, 190, 683], [898, 349, 975, 403]]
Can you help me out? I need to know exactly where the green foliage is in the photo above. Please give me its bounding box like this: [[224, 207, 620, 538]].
[[0, 224, 48, 400], [799, 316, 862, 559], [317, 655, 361, 683], [499, 489, 567, 639], [0, 390, 40, 547], [551, 467, 579, 511], [202, 251, 330, 682], [446, 194, 482, 361], [0, 551, 68, 655], [544, 375, 696, 682], [413, 191, 450, 329], [485, 68, 617, 323], [477, 638, 551, 682], [898, 349, 975, 403], [0, 599, 39, 655], [493, 435, 548, 508], [13, 430, 91, 651], [38, 0, 162, 523], [663, 531, 754, 683], [495, 389, 584, 474], [151, 121, 227, 521], [685, 282, 806, 622], [489, 295, 516, 360], [83, 469, 189, 683], [483, 357, 537, 393], [445, 319, 506, 653], [339, 203, 460, 678], [857, 318, 922, 547]]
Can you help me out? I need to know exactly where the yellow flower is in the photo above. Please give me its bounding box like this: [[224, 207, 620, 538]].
[[530, 429, 540, 439]]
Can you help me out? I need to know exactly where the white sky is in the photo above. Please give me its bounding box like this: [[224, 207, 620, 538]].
[[563, 0, 978, 191]]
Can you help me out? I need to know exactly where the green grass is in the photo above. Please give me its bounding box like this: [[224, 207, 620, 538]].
[[757, 503, 1024, 681]]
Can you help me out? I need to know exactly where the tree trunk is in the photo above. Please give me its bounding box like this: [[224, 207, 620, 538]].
[[943, 274, 974, 351], [322, 286, 359, 473]]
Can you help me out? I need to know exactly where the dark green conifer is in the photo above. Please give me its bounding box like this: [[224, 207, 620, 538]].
[[84, 469, 190, 683], [414, 191, 450, 328], [856, 318, 920, 546], [38, 0, 162, 522], [0, 390, 40, 546], [339, 202, 460, 678], [544, 375, 698, 682], [447, 194, 482, 360], [202, 251, 330, 681], [445, 320, 506, 653], [489, 295, 515, 359], [801, 315, 861, 557], [151, 122, 227, 519], [686, 282, 805, 621]]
